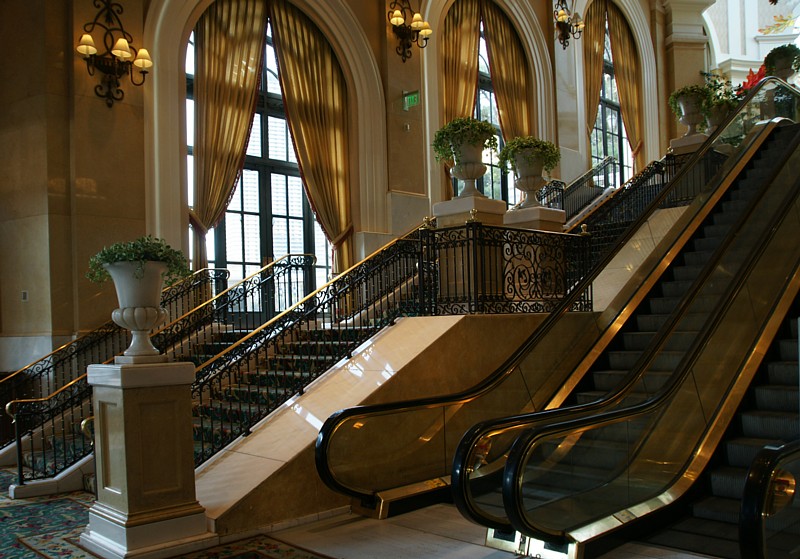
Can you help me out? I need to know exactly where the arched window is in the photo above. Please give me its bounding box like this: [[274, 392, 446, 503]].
[[186, 27, 332, 290], [474, 23, 518, 205], [590, 20, 634, 185]]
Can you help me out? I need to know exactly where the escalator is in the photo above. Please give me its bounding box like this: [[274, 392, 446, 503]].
[[449, 107, 800, 556], [315, 79, 800, 522]]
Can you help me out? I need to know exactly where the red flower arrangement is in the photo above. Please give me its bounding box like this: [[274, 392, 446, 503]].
[[736, 65, 767, 98]]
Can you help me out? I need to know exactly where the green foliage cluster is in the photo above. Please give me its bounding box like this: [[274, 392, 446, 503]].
[[87, 235, 191, 285], [432, 117, 498, 163], [668, 84, 709, 118], [497, 136, 561, 173], [701, 71, 739, 114], [764, 43, 800, 74]]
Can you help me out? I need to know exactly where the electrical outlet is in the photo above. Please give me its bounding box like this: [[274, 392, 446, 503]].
[[21, 290, 29, 302]]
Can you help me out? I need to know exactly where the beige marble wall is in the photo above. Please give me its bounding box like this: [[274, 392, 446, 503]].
[[0, 0, 149, 366]]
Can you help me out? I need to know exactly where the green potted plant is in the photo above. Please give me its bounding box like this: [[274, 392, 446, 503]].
[[668, 84, 708, 136], [498, 136, 560, 209], [497, 136, 561, 176], [87, 235, 190, 357], [764, 43, 800, 79], [700, 71, 739, 134], [87, 235, 190, 286], [432, 117, 498, 165]]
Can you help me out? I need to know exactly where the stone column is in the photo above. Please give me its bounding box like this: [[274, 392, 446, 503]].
[[80, 360, 215, 559]]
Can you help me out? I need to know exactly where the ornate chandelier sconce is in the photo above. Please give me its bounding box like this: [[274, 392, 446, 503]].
[[388, 0, 432, 63], [76, 0, 153, 107], [554, 0, 585, 49]]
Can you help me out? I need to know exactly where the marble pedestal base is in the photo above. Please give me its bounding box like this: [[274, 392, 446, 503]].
[[433, 195, 507, 227], [81, 361, 216, 559], [669, 132, 708, 155], [503, 206, 566, 232]]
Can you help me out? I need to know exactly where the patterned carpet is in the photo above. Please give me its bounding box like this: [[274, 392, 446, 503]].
[[0, 470, 331, 558]]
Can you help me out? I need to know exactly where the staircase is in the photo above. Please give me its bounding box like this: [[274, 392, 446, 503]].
[[643, 308, 799, 559]]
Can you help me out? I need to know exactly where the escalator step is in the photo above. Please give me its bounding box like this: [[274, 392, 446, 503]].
[[725, 437, 783, 468], [740, 410, 800, 440], [779, 338, 799, 361], [607, 350, 684, 371], [709, 466, 747, 499], [692, 495, 740, 524], [591, 369, 670, 392], [768, 360, 800, 385], [672, 264, 704, 282], [754, 385, 799, 412], [645, 517, 740, 559]]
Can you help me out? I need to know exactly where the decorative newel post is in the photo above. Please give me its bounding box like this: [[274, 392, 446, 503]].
[[80, 237, 215, 559]]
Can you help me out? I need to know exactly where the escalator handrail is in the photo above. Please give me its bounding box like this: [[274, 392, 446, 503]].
[[739, 438, 800, 559], [501, 126, 800, 543], [314, 77, 800, 505], [452, 115, 797, 529]]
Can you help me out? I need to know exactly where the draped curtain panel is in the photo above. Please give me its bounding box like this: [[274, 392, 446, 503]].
[[481, 0, 533, 140], [440, 0, 481, 200], [607, 1, 645, 171], [582, 0, 607, 158], [270, 0, 353, 273], [191, 0, 268, 270]]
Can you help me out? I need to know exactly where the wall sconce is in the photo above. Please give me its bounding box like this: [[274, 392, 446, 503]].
[[554, 0, 584, 49], [76, 0, 153, 107], [388, 0, 432, 63]]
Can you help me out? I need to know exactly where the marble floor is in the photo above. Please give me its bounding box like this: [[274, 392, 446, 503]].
[[273, 504, 720, 559]]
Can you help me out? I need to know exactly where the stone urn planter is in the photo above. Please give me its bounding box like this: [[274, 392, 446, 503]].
[[498, 136, 561, 209], [86, 235, 190, 359], [433, 117, 498, 198], [105, 261, 169, 356], [765, 44, 800, 82], [669, 85, 708, 138]]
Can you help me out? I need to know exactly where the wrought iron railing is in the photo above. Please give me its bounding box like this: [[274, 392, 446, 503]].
[[561, 156, 615, 220], [190, 222, 593, 465], [5, 257, 313, 484], [0, 268, 229, 449]]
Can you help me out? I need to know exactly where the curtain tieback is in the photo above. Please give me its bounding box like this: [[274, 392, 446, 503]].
[[632, 141, 643, 158], [189, 209, 209, 236], [331, 224, 353, 249]]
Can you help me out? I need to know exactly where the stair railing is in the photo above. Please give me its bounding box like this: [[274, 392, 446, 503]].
[[0, 268, 229, 449], [4, 256, 312, 484], [560, 156, 615, 220], [740, 438, 800, 559]]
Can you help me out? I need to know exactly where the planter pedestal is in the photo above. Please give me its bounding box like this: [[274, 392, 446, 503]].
[[669, 132, 708, 155], [433, 195, 507, 227], [503, 206, 566, 233], [81, 361, 216, 559]]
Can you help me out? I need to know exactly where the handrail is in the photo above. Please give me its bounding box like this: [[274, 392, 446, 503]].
[[740, 438, 800, 559], [500, 120, 800, 542], [0, 267, 226, 387], [452, 114, 797, 530], [314, 77, 798, 511]]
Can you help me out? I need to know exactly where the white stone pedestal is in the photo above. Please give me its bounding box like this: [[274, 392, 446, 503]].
[[80, 361, 216, 559], [503, 206, 566, 233], [669, 132, 708, 155], [433, 195, 507, 227]]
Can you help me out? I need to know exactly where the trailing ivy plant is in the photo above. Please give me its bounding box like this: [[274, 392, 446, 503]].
[[700, 71, 739, 115], [87, 235, 191, 285], [668, 84, 709, 118], [497, 136, 561, 174], [764, 43, 800, 75], [432, 117, 498, 163]]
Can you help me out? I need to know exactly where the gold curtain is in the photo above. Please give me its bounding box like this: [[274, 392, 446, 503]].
[[441, 0, 481, 200], [481, 0, 533, 139], [582, 0, 607, 156], [191, 0, 268, 270], [269, 0, 352, 273], [607, 2, 644, 171]]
